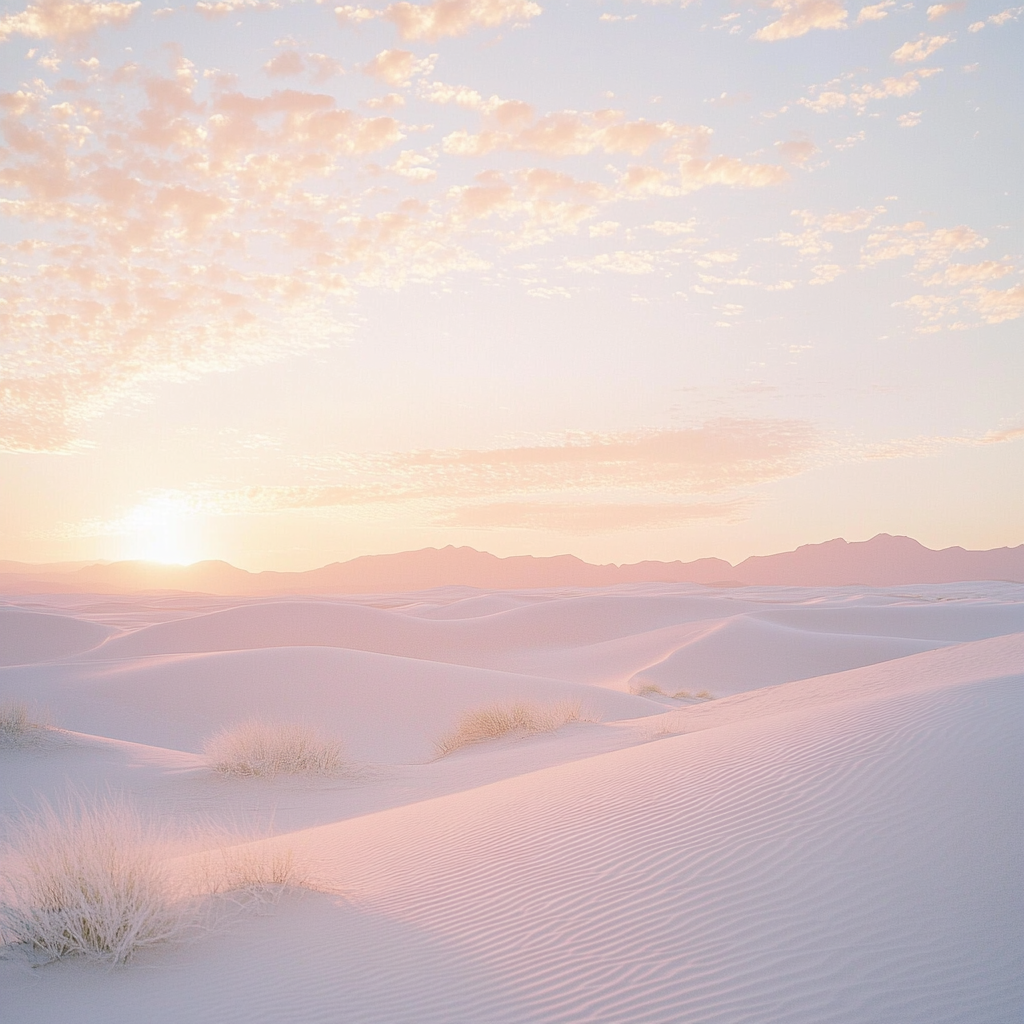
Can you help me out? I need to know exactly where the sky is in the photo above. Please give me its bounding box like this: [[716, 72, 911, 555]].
[[0, 0, 1021, 570]]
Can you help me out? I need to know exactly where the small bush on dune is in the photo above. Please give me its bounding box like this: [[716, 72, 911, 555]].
[[0, 797, 183, 964], [195, 842, 310, 905], [0, 702, 41, 746], [0, 797, 321, 966], [631, 682, 666, 697], [629, 683, 715, 701], [435, 700, 591, 758], [204, 720, 345, 778]]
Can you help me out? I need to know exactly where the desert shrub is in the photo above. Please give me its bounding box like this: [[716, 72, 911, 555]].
[[0, 797, 183, 964], [633, 719, 684, 742], [0, 702, 38, 746], [435, 700, 590, 758], [203, 720, 345, 778], [194, 842, 310, 905], [630, 682, 666, 697]]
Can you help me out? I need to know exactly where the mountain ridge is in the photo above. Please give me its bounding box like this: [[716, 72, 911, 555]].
[[1, 534, 1023, 595]]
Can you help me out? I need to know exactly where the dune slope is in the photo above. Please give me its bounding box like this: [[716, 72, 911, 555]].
[[0, 585, 1020, 1024]]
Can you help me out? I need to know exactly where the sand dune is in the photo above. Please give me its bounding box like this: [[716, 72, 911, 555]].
[[0, 608, 114, 667], [627, 616, 945, 696], [0, 646, 654, 762], [0, 582, 1021, 1022]]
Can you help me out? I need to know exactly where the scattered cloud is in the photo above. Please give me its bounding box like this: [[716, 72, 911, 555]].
[[87, 419, 825, 531], [262, 49, 344, 82], [800, 68, 941, 112], [856, 1, 893, 22], [362, 48, 436, 86], [967, 283, 1024, 324], [73, 414, 1024, 537], [646, 219, 696, 236], [926, 2, 964, 20], [754, 0, 848, 41], [924, 261, 1015, 286], [677, 156, 789, 192], [0, 0, 139, 42], [387, 0, 541, 39], [891, 34, 952, 63], [809, 263, 844, 284], [566, 250, 660, 275], [443, 109, 682, 158], [777, 136, 818, 164], [861, 222, 987, 268], [968, 6, 1022, 30], [264, 50, 305, 77]]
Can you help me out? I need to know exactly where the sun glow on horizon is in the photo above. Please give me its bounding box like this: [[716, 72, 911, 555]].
[[114, 496, 205, 567]]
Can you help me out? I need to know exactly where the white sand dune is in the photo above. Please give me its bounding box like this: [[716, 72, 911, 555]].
[[626, 616, 945, 696], [0, 645, 655, 762], [0, 608, 115, 667], [0, 583, 1021, 1023]]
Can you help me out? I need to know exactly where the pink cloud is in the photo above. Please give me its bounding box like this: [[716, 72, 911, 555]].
[[754, 0, 848, 41], [263, 50, 305, 78], [385, 0, 541, 40], [861, 222, 987, 268], [444, 110, 679, 158], [362, 49, 435, 86], [967, 283, 1024, 324], [677, 156, 789, 192], [0, 0, 139, 42], [891, 34, 952, 63]]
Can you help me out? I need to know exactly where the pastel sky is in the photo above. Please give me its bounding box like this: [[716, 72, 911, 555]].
[[0, 0, 1021, 569]]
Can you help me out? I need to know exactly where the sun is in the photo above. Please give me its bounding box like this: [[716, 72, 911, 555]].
[[116, 496, 204, 566]]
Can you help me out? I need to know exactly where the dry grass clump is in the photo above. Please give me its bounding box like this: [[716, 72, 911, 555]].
[[192, 840, 310, 906], [633, 719, 684, 743], [672, 689, 715, 701], [629, 683, 714, 701], [0, 797, 183, 964], [631, 682, 666, 697], [435, 699, 590, 758], [0, 701, 41, 746], [0, 796, 322, 966], [203, 720, 345, 778]]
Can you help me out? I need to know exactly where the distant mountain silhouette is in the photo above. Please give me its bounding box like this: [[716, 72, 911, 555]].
[[733, 535, 1024, 587], [1, 535, 1022, 595]]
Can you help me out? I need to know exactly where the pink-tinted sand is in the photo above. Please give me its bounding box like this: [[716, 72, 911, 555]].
[[1, 581, 1021, 1022]]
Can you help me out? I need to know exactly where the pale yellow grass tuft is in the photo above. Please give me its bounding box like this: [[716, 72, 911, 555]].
[[434, 699, 591, 758], [203, 720, 345, 778], [631, 682, 666, 697], [0, 701, 41, 745], [630, 683, 714, 701], [0, 796, 323, 966], [0, 797, 183, 964], [191, 841, 311, 905]]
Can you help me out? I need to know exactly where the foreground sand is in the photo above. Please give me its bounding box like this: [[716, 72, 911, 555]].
[[1, 582, 1022, 1023]]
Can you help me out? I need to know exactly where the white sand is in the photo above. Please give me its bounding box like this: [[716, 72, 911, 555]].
[[0, 582, 1021, 1022]]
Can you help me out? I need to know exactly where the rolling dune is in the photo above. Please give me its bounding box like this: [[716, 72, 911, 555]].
[[0, 608, 114, 667], [0, 583, 1021, 1023]]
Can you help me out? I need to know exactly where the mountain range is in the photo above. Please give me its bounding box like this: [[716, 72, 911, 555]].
[[2, 534, 1024, 595]]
